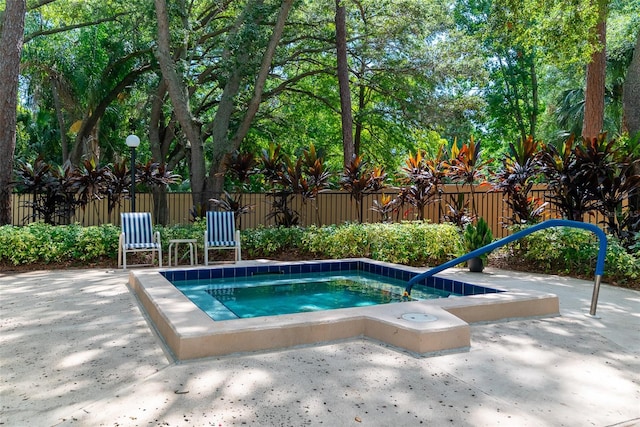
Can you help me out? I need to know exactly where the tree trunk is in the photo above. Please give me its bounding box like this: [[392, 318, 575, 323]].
[[582, 0, 607, 139], [154, 0, 207, 208], [206, 0, 293, 196], [51, 82, 69, 163], [622, 33, 640, 136], [529, 57, 538, 140], [622, 31, 640, 231], [149, 80, 170, 225], [335, 0, 355, 168], [0, 0, 26, 225], [354, 64, 366, 157]]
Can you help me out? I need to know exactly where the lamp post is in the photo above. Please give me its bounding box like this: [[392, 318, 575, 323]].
[[125, 134, 140, 212]]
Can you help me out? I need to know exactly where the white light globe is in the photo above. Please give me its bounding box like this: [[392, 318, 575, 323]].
[[125, 134, 140, 148]]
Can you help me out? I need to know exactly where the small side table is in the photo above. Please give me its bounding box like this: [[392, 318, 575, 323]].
[[168, 239, 198, 267]]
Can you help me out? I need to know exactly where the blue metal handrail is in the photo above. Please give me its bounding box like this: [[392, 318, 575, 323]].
[[405, 219, 608, 317]]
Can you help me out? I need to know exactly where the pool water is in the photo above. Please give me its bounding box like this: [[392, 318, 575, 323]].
[[173, 271, 456, 320]]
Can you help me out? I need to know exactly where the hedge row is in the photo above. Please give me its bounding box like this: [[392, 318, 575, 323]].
[[0, 221, 637, 285]]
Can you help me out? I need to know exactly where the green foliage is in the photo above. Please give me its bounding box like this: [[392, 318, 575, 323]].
[[260, 143, 332, 226], [1, 221, 637, 286], [538, 133, 640, 242], [340, 156, 387, 222], [463, 217, 494, 263], [13, 155, 181, 225], [302, 222, 461, 266], [368, 222, 462, 266], [242, 226, 306, 258], [507, 227, 639, 285], [0, 222, 120, 265], [399, 151, 438, 221], [156, 220, 207, 253], [72, 223, 120, 260], [492, 136, 547, 225], [303, 223, 369, 259]]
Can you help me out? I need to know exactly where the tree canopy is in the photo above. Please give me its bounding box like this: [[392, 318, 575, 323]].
[[1, 0, 638, 225]]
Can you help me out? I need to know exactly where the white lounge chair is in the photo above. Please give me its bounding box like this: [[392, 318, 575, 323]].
[[204, 211, 241, 265], [118, 212, 162, 269]]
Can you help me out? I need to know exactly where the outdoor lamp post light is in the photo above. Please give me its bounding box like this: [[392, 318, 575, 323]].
[[125, 134, 140, 212]]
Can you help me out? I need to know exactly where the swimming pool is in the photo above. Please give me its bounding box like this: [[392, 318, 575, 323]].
[[170, 271, 456, 320], [130, 259, 559, 360]]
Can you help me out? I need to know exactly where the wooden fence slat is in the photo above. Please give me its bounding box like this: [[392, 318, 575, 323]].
[[10, 185, 619, 237]]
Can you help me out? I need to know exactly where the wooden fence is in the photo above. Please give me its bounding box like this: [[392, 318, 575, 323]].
[[11, 184, 613, 238]]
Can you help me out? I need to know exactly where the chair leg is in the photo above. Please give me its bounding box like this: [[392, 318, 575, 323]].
[[118, 234, 123, 269], [235, 230, 241, 262], [204, 231, 208, 266]]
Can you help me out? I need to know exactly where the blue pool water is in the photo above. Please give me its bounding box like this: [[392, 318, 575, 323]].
[[162, 260, 504, 321], [172, 271, 454, 320]]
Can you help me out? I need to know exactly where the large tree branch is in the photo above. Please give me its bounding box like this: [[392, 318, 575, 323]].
[[231, 0, 294, 147], [70, 64, 152, 164], [154, 0, 207, 201], [24, 13, 127, 43], [285, 88, 341, 115], [262, 68, 333, 99], [27, 0, 57, 10]]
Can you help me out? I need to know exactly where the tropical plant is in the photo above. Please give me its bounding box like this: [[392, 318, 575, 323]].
[[260, 143, 332, 227], [69, 158, 113, 223], [104, 160, 131, 217], [13, 157, 77, 225], [574, 134, 640, 245], [340, 155, 386, 223], [225, 151, 259, 192], [538, 134, 596, 221], [260, 143, 298, 226], [443, 193, 475, 229], [136, 160, 181, 189], [300, 144, 332, 224], [371, 194, 397, 223], [492, 135, 547, 225], [399, 151, 439, 221], [209, 191, 254, 226], [463, 217, 494, 264], [449, 136, 487, 218]]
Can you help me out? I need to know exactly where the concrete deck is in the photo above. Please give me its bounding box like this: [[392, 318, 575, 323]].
[[1, 265, 638, 426]]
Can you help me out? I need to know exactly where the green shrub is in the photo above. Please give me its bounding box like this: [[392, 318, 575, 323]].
[[157, 219, 207, 252], [73, 224, 120, 260], [367, 222, 461, 265], [300, 221, 461, 266], [1, 221, 637, 286], [0, 222, 120, 265], [302, 223, 370, 259], [506, 227, 639, 285], [242, 226, 306, 257]]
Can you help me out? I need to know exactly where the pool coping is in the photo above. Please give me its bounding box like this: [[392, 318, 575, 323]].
[[128, 258, 560, 360]]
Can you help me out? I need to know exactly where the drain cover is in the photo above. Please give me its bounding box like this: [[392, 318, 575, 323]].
[[401, 313, 438, 322]]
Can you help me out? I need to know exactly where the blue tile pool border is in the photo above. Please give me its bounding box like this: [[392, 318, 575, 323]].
[[160, 260, 504, 297]]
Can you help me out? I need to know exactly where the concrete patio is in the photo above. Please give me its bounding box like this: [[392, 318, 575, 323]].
[[1, 265, 638, 426]]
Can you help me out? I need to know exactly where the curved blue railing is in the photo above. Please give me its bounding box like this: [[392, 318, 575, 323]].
[[405, 219, 608, 317]]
